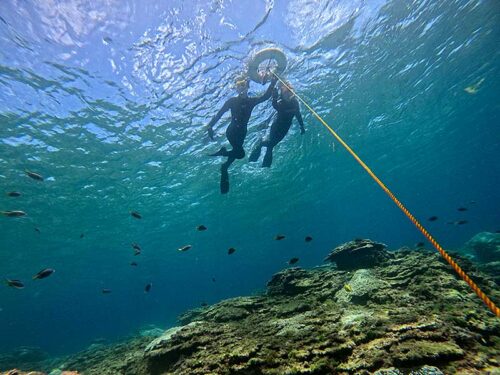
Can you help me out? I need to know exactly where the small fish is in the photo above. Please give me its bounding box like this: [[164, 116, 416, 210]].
[[464, 78, 484, 95], [144, 283, 152, 293], [495, 230, 500, 234], [344, 284, 353, 293], [80, 233, 85, 239], [25, 170, 44, 181], [228, 247, 236, 255], [288, 257, 299, 265], [447, 220, 469, 226], [178, 245, 192, 252], [416, 242, 425, 248], [5, 279, 24, 289], [457, 207, 468, 212], [274, 234, 285, 241], [305, 236, 313, 242], [201, 302, 208, 307], [34, 227, 41, 234], [212, 277, 216, 282], [428, 216, 438, 222], [32, 268, 55, 280], [132, 243, 141, 255], [130, 211, 142, 219], [1, 210, 27, 217], [102, 289, 112, 294], [6, 191, 21, 197], [197, 225, 207, 231], [130, 261, 138, 266]]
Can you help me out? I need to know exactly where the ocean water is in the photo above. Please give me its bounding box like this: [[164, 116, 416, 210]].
[[0, 0, 498, 358]]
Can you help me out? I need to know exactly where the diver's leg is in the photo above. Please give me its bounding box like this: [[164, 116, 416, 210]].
[[220, 156, 235, 194], [262, 124, 288, 168]]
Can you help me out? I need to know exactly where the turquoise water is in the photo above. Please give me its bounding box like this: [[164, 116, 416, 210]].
[[0, 0, 498, 357]]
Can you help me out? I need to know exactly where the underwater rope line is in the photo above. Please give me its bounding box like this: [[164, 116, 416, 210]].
[[271, 71, 499, 317]]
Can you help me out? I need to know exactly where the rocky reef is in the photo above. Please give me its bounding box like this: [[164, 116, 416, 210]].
[[3, 238, 499, 375]]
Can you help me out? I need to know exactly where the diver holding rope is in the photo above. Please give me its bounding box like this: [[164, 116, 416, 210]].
[[207, 74, 277, 194], [249, 81, 305, 167]]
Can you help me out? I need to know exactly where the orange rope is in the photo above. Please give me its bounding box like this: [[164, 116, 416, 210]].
[[273, 72, 499, 317]]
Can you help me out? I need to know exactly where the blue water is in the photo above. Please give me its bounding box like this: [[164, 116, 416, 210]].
[[0, 0, 498, 357]]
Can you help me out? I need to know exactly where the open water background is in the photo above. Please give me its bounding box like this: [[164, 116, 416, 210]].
[[0, 0, 498, 356]]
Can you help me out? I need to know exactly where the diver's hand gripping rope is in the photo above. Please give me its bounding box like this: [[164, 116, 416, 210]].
[[272, 71, 499, 317]]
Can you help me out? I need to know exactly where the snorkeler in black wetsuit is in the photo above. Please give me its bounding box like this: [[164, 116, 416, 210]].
[[249, 82, 305, 167], [207, 76, 277, 194]]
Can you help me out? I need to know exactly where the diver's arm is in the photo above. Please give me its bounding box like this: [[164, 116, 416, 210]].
[[207, 99, 232, 140], [295, 102, 305, 134], [253, 77, 278, 105], [271, 88, 281, 110]]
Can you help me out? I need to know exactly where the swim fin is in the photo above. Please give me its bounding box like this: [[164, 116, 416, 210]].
[[262, 148, 273, 167], [248, 143, 262, 162], [209, 146, 228, 157], [220, 169, 229, 194]]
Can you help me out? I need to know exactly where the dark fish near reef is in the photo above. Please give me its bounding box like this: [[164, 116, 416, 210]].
[[25, 170, 44, 181], [5, 279, 24, 289], [6, 191, 21, 197], [305, 236, 313, 242], [144, 283, 152, 293], [80, 233, 85, 239], [132, 243, 141, 255], [275, 234, 286, 240], [197, 225, 207, 231], [428, 216, 438, 221], [228, 247, 236, 255], [288, 257, 299, 265], [457, 207, 468, 212], [416, 242, 425, 248], [102, 289, 112, 294], [178, 245, 192, 252], [130, 261, 138, 266], [201, 302, 208, 307], [130, 211, 142, 219], [32, 268, 55, 280], [34, 227, 41, 234], [1, 210, 27, 217], [212, 277, 216, 282]]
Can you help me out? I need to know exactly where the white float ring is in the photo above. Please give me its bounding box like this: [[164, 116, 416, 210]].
[[247, 47, 287, 83]]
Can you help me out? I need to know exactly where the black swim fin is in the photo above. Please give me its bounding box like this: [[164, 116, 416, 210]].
[[209, 146, 228, 157], [262, 149, 273, 168], [220, 169, 229, 194], [248, 143, 262, 162]]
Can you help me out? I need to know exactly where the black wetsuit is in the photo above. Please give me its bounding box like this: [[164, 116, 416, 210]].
[[249, 92, 304, 167], [207, 79, 276, 193]]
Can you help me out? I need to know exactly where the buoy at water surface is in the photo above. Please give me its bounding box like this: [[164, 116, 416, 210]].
[[247, 47, 287, 84]]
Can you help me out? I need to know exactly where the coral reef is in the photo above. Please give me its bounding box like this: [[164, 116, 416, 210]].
[[324, 239, 392, 270], [5, 239, 500, 374], [462, 232, 500, 263], [0, 347, 48, 373]]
